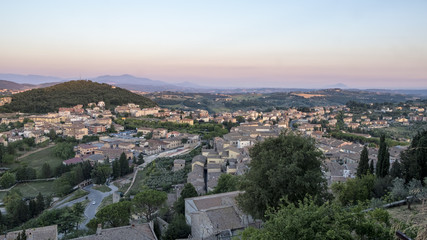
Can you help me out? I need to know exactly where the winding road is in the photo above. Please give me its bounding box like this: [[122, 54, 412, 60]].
[[53, 183, 118, 229]]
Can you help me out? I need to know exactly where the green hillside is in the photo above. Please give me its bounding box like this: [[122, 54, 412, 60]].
[[0, 80, 157, 113]]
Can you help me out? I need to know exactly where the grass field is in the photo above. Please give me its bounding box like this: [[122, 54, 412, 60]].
[[8, 146, 63, 174], [98, 194, 113, 210], [13, 181, 57, 199], [92, 185, 111, 193], [66, 189, 89, 202], [388, 203, 427, 230]]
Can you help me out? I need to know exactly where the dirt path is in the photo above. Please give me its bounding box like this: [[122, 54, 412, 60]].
[[17, 143, 54, 160]]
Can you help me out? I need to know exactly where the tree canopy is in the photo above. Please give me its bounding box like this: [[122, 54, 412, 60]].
[[376, 135, 390, 178], [0, 80, 156, 113], [211, 173, 240, 194], [356, 146, 369, 178], [400, 130, 427, 183], [133, 188, 167, 221], [88, 201, 132, 229], [237, 131, 328, 219], [174, 183, 198, 215], [240, 198, 396, 240]]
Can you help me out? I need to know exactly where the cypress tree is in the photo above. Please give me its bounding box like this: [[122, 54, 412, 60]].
[[376, 135, 390, 178], [369, 160, 374, 174], [28, 200, 37, 218], [112, 160, 120, 178], [356, 146, 369, 178], [119, 152, 129, 176], [41, 162, 52, 178], [36, 192, 45, 214], [390, 161, 403, 179]]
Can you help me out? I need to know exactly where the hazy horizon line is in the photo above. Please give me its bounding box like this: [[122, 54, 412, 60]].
[[0, 72, 426, 91]]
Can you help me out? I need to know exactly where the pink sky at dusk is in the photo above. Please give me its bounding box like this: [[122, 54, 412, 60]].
[[1, 1, 426, 89]]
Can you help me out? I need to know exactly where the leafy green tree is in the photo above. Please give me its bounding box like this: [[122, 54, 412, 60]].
[[390, 161, 403, 179], [236, 116, 245, 123], [10, 199, 29, 225], [88, 201, 132, 229], [390, 178, 408, 201], [356, 146, 369, 178], [72, 164, 85, 184], [53, 142, 76, 160], [0, 211, 5, 233], [133, 188, 167, 221], [54, 176, 73, 196], [16, 229, 27, 240], [91, 164, 112, 184], [376, 135, 390, 178], [0, 144, 4, 167], [41, 162, 52, 178], [137, 153, 145, 165], [240, 198, 395, 240], [145, 132, 153, 140], [237, 132, 328, 219], [15, 167, 37, 181], [372, 176, 392, 199], [0, 172, 15, 188], [400, 130, 427, 183], [23, 137, 35, 147], [28, 199, 37, 218], [81, 161, 93, 180], [112, 160, 120, 179], [331, 174, 375, 206], [54, 164, 72, 177], [58, 208, 80, 234], [45, 194, 53, 208], [35, 192, 45, 215], [174, 183, 198, 215], [72, 202, 85, 230], [107, 124, 116, 133], [369, 159, 374, 174], [335, 111, 345, 130], [211, 174, 240, 194], [119, 152, 129, 176], [163, 214, 191, 240], [48, 129, 57, 141]]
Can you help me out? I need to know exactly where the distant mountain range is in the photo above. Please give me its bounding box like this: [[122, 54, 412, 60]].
[[0, 74, 65, 84], [0, 73, 209, 92], [0, 79, 59, 90], [0, 73, 426, 96]]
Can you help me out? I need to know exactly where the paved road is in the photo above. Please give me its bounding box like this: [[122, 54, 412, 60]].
[[80, 184, 118, 229], [53, 184, 118, 229]]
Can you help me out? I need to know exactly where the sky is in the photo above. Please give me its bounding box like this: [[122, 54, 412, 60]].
[[1, 0, 426, 89]]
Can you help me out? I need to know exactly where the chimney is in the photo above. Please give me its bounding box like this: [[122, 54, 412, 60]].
[[96, 224, 102, 235]]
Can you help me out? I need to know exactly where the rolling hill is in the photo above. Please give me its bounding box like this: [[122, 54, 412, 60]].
[[0, 80, 157, 113]]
